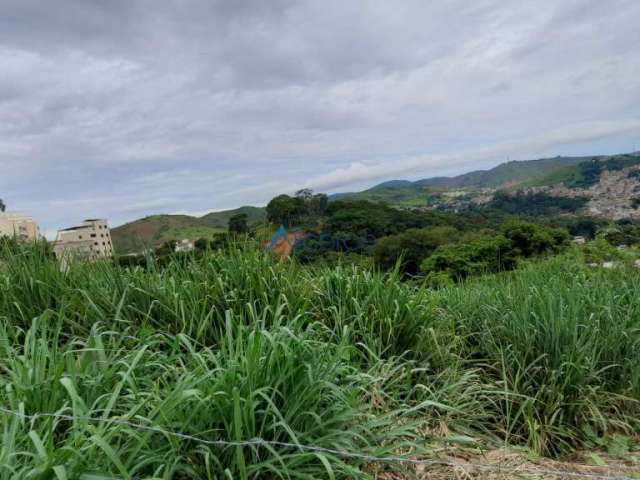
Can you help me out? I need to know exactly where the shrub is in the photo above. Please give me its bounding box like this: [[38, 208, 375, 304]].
[[421, 235, 515, 279], [501, 220, 569, 257], [421, 222, 570, 280], [582, 237, 625, 264], [373, 226, 459, 275], [228, 212, 249, 233]]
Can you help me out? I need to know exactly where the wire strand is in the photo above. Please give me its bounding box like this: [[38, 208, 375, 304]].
[[0, 407, 636, 480]]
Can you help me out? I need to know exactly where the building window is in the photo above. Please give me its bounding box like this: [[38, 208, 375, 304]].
[[91, 233, 96, 238], [94, 242, 98, 246]]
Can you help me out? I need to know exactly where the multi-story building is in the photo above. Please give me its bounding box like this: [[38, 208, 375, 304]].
[[53, 219, 114, 262], [0, 212, 40, 241]]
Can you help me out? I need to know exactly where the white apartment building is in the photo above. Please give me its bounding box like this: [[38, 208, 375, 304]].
[[53, 219, 114, 262], [0, 212, 40, 241]]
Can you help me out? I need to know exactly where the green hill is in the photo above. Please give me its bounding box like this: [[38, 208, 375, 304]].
[[334, 153, 639, 206], [112, 206, 266, 254], [391, 155, 598, 190], [414, 155, 593, 188], [201, 206, 266, 228]]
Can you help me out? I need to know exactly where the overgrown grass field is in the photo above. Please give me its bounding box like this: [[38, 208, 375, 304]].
[[0, 244, 639, 479]]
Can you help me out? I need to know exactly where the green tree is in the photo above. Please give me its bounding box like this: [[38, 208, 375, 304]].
[[0, 198, 5, 212], [326, 201, 390, 237], [501, 220, 569, 257], [294, 189, 329, 223], [266, 194, 304, 227], [228, 213, 249, 233], [582, 237, 624, 264], [421, 221, 571, 281], [294, 188, 314, 201], [421, 235, 515, 280], [374, 226, 459, 275], [325, 200, 458, 238]]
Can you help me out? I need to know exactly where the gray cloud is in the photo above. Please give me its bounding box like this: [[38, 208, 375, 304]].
[[0, 0, 639, 234]]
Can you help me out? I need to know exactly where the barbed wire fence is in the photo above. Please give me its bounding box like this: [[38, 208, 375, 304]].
[[1, 407, 638, 480]]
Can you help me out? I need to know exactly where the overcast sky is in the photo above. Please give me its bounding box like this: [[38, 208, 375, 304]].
[[1, 0, 639, 235]]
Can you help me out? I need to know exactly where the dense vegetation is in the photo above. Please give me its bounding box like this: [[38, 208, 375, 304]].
[[487, 191, 588, 216], [601, 219, 640, 246], [118, 192, 640, 285], [373, 220, 570, 278], [284, 196, 577, 280], [373, 226, 460, 275], [421, 221, 570, 280], [266, 189, 328, 227], [1, 241, 639, 478]]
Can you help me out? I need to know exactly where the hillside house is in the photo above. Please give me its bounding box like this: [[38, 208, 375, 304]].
[[53, 219, 114, 263], [174, 239, 195, 252], [0, 212, 40, 241], [266, 225, 306, 258]]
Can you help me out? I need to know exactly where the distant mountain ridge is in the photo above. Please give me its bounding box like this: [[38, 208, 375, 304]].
[[375, 155, 597, 190], [329, 154, 600, 202], [333, 152, 640, 205]]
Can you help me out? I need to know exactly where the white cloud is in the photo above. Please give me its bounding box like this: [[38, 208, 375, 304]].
[[305, 119, 640, 191], [0, 0, 639, 232]]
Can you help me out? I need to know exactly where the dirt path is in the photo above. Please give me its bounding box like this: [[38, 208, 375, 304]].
[[376, 448, 639, 479]]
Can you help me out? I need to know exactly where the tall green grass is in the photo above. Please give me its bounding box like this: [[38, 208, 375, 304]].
[[1, 243, 639, 478], [436, 255, 640, 455], [1, 318, 417, 479]]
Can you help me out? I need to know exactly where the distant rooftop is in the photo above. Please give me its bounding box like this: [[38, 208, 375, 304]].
[[58, 219, 107, 232], [0, 212, 35, 220], [59, 225, 90, 231]]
